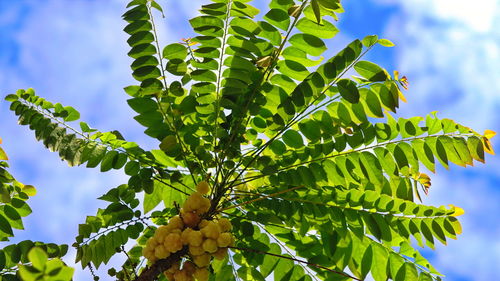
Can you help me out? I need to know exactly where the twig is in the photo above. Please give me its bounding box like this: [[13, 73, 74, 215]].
[[133, 248, 187, 281], [216, 185, 304, 212], [229, 246, 361, 280]]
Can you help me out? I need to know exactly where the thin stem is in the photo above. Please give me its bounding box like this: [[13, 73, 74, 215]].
[[256, 221, 321, 281], [213, 0, 234, 194], [227, 43, 377, 190], [216, 185, 304, 212], [147, 4, 200, 184], [229, 246, 361, 280], [153, 176, 190, 195], [217, 0, 310, 191]]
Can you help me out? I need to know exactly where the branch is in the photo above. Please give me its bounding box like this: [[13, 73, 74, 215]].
[[134, 248, 187, 281], [229, 246, 361, 281], [216, 185, 304, 212]]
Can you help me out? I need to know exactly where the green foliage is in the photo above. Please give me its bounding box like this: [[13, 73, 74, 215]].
[[2, 0, 495, 280]]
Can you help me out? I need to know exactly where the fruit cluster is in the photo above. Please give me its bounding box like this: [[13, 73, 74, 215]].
[[142, 181, 234, 281]]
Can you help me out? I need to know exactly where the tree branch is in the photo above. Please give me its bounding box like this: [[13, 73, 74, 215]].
[[229, 246, 361, 280], [133, 248, 187, 281]]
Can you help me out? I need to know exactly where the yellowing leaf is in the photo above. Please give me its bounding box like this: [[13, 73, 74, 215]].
[[22, 185, 37, 196], [0, 147, 8, 161], [484, 129, 496, 140], [397, 88, 408, 103], [448, 204, 465, 217], [0, 137, 3, 144], [483, 137, 495, 155]]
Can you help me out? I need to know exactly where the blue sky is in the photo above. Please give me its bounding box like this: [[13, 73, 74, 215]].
[[0, 0, 499, 280]]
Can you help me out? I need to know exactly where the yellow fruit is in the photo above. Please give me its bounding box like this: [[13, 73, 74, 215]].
[[193, 267, 209, 281], [216, 233, 232, 248], [169, 215, 184, 230], [187, 230, 203, 247], [171, 228, 182, 235], [183, 261, 196, 275], [155, 225, 171, 239], [217, 218, 232, 232], [154, 245, 170, 259], [197, 197, 211, 214], [189, 245, 205, 256], [146, 237, 158, 249], [212, 247, 228, 260], [142, 247, 155, 261], [202, 238, 218, 253], [181, 228, 194, 245], [182, 211, 201, 228], [198, 219, 210, 229], [193, 253, 211, 267], [155, 234, 165, 244], [164, 233, 183, 253], [174, 269, 191, 281], [196, 181, 210, 194], [188, 192, 206, 211], [201, 221, 220, 239]]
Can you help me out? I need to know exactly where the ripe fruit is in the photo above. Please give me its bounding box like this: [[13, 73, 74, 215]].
[[196, 181, 210, 194], [193, 267, 209, 281], [164, 233, 182, 253], [201, 221, 220, 239], [182, 211, 201, 228], [202, 239, 218, 253], [216, 233, 232, 248], [144, 187, 234, 281]]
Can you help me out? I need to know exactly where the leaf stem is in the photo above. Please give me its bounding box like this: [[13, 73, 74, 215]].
[[229, 246, 361, 280]]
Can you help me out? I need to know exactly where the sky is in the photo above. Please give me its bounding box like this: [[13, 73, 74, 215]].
[[0, 0, 499, 280]]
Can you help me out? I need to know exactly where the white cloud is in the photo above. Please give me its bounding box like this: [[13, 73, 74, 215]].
[[376, 1, 500, 280], [380, 0, 500, 131]]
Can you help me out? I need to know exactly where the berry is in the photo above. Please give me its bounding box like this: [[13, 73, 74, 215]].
[[213, 248, 228, 260], [187, 230, 203, 247], [154, 245, 169, 259], [196, 181, 210, 194], [201, 221, 220, 239], [202, 238, 218, 253], [193, 254, 211, 267], [164, 233, 183, 253], [169, 215, 184, 230], [189, 245, 205, 256], [193, 267, 209, 281], [181, 228, 194, 245], [217, 218, 232, 232], [182, 211, 201, 228], [216, 233, 232, 248]]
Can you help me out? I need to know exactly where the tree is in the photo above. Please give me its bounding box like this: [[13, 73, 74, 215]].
[[0, 0, 496, 280]]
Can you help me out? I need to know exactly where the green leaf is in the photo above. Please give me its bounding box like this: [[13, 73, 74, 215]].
[[318, 0, 341, 10], [337, 79, 360, 103], [264, 9, 290, 31], [282, 130, 304, 149], [289, 33, 327, 56], [296, 18, 338, 39], [467, 136, 485, 163], [362, 35, 378, 47], [354, 61, 389, 82], [311, 0, 322, 24], [28, 247, 48, 271], [191, 69, 217, 82], [162, 43, 188, 60], [0, 213, 13, 238]]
